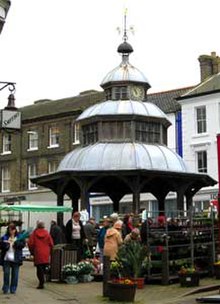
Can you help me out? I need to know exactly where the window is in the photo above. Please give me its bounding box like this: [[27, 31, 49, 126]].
[[2, 134, 11, 154], [197, 150, 207, 173], [82, 123, 98, 145], [28, 131, 38, 150], [1, 167, 10, 192], [73, 123, 80, 144], [135, 122, 161, 144], [112, 87, 128, 100], [49, 127, 59, 148], [196, 106, 206, 134], [48, 161, 58, 174], [28, 164, 37, 190]]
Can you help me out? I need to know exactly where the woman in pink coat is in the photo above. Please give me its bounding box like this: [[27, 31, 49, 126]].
[[28, 221, 53, 289], [103, 221, 123, 261]]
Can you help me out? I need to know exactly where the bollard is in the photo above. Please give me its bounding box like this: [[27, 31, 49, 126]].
[[103, 255, 111, 297]]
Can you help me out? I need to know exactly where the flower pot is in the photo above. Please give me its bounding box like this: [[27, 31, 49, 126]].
[[214, 265, 220, 279], [65, 276, 78, 284], [132, 277, 145, 289], [107, 281, 136, 302], [179, 272, 200, 287], [78, 274, 94, 282]]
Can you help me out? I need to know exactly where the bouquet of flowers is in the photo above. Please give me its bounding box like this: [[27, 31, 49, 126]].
[[77, 261, 94, 275], [62, 263, 79, 277], [178, 265, 196, 275]]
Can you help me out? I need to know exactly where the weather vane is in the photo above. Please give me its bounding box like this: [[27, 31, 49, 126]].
[[116, 8, 134, 41]]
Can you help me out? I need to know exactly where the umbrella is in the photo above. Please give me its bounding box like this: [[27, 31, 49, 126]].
[[0, 204, 73, 228], [0, 204, 72, 212]]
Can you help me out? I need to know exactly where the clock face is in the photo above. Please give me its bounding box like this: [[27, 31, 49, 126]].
[[130, 86, 145, 100]]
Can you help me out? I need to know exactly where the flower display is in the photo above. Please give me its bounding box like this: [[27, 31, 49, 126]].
[[77, 261, 94, 275], [112, 278, 135, 285], [110, 260, 123, 278], [62, 263, 79, 277], [178, 265, 196, 275]]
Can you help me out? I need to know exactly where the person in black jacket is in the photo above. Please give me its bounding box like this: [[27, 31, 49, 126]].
[[0, 223, 25, 294], [65, 211, 87, 260], [50, 220, 65, 245]]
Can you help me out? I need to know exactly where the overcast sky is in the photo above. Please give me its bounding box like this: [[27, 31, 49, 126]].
[[1, 0, 220, 108]]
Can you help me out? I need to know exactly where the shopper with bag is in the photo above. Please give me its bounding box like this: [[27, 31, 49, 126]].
[[0, 223, 25, 294], [28, 221, 53, 289]]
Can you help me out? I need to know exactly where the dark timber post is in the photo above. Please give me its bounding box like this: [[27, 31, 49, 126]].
[[57, 192, 64, 227], [103, 256, 111, 297]]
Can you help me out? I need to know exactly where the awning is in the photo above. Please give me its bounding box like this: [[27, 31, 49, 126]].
[[0, 204, 72, 213]]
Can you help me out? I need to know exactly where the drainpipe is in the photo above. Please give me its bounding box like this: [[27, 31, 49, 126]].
[[176, 111, 183, 157], [216, 134, 220, 254]]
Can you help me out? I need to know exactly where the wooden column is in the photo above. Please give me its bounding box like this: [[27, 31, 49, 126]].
[[132, 190, 140, 214], [80, 183, 90, 211], [57, 192, 64, 227], [158, 197, 165, 215], [185, 194, 193, 211], [177, 189, 185, 211]]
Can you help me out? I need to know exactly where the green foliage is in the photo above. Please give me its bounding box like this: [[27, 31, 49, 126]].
[[116, 241, 149, 278]]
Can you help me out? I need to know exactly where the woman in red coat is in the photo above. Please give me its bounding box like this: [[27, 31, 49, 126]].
[[28, 221, 53, 289]]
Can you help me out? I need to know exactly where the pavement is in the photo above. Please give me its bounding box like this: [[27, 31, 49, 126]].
[[0, 261, 220, 304]]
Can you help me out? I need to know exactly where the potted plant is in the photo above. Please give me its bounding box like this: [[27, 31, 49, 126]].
[[77, 260, 94, 282], [116, 241, 149, 289], [107, 278, 136, 302], [178, 265, 200, 287], [61, 263, 79, 284]]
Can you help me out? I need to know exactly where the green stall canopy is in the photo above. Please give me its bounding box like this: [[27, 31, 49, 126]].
[[0, 204, 72, 213]]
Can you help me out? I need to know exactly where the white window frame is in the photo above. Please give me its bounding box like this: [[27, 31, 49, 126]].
[[48, 161, 58, 174], [2, 134, 12, 154], [48, 127, 59, 148], [1, 167, 10, 192], [27, 131, 38, 151], [197, 150, 207, 173], [73, 123, 80, 145], [28, 164, 38, 190], [196, 106, 207, 134]]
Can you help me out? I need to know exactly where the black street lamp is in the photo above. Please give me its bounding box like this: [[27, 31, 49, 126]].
[[0, 81, 21, 130]]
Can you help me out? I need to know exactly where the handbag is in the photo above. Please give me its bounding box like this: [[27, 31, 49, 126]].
[[4, 250, 15, 261]]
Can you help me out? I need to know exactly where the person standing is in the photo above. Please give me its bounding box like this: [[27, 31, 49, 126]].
[[97, 218, 111, 262], [28, 221, 53, 289], [122, 214, 134, 239], [65, 211, 87, 260], [103, 221, 123, 261], [0, 223, 25, 294], [84, 217, 97, 257], [49, 220, 64, 245]]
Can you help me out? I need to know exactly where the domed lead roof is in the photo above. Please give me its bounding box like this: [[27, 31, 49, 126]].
[[101, 60, 150, 86], [57, 143, 188, 172], [76, 99, 171, 125]]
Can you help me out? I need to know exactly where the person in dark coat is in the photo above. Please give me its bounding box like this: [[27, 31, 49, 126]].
[[50, 220, 64, 245], [65, 211, 87, 260], [84, 217, 97, 257], [28, 221, 53, 289], [122, 214, 134, 239], [0, 223, 25, 294]]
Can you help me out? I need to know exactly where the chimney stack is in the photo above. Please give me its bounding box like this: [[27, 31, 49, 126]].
[[198, 52, 220, 82]]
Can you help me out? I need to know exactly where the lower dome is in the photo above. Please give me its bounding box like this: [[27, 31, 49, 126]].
[[57, 143, 188, 173]]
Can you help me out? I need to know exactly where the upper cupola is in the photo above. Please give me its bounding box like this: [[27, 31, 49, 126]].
[[101, 10, 151, 101]]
